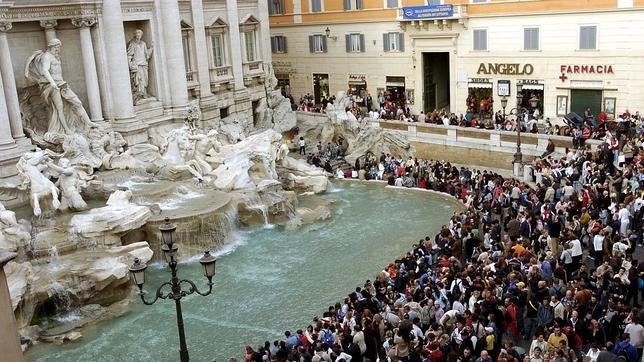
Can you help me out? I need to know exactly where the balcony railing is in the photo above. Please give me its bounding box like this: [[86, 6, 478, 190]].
[[242, 60, 263, 76]]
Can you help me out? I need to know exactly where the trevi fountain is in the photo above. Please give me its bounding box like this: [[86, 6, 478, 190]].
[[0, 31, 451, 361]]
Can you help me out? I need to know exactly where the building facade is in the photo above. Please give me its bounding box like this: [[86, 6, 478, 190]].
[[269, 0, 644, 122], [0, 0, 272, 185]]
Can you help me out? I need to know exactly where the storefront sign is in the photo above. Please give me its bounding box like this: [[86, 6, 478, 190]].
[[497, 80, 510, 96], [468, 78, 491, 83], [272, 61, 294, 73], [477, 63, 534, 76], [348, 73, 367, 82], [401, 5, 454, 20], [517, 79, 542, 85], [560, 64, 614, 74]]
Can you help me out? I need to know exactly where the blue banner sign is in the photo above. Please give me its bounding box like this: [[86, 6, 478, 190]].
[[402, 5, 454, 20]]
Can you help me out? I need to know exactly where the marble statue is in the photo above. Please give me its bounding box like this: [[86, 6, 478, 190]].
[[0, 149, 60, 216], [47, 158, 93, 212], [25, 38, 97, 141], [0, 202, 30, 253], [185, 99, 201, 130], [127, 29, 154, 104], [187, 129, 222, 176]]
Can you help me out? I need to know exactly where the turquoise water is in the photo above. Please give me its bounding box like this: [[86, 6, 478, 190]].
[[26, 182, 457, 362]]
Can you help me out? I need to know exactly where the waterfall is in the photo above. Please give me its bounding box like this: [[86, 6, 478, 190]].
[[49, 281, 74, 313], [239, 193, 273, 228]]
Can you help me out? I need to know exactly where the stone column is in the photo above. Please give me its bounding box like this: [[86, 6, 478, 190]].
[[39, 20, 57, 43], [0, 69, 14, 146], [0, 22, 24, 139], [72, 16, 103, 122], [256, 0, 272, 65], [159, 0, 188, 109], [0, 253, 22, 362], [226, 0, 245, 90], [190, 0, 213, 98], [101, 0, 135, 122]]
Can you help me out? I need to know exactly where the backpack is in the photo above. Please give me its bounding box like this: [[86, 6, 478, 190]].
[[321, 330, 334, 348]]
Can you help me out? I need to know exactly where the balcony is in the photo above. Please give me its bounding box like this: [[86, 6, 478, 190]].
[[242, 61, 264, 87], [209, 66, 233, 93], [242, 60, 263, 76]]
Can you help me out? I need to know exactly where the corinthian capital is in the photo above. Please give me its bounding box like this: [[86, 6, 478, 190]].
[[39, 19, 58, 30], [71, 16, 97, 28], [0, 22, 11, 33]]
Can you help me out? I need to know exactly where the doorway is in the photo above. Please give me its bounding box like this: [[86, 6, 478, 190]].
[[570, 89, 602, 118], [422, 52, 450, 113], [312, 73, 329, 104]]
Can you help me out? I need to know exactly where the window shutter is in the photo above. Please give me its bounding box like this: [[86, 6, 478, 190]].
[[271, 37, 276, 53], [357, 0, 363, 9], [345, 34, 351, 52], [309, 35, 314, 53], [360, 34, 365, 52], [398, 33, 404, 52], [523, 29, 529, 50], [283, 37, 288, 53], [383, 33, 389, 52], [344, 0, 350, 10], [322, 36, 327, 52], [268, 0, 275, 14], [589, 26, 596, 49]]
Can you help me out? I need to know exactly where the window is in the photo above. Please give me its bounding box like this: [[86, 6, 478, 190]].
[[343, 0, 363, 10], [311, 0, 323, 12], [181, 22, 193, 73], [346, 33, 365, 53], [473, 29, 487, 51], [385, 0, 398, 8], [269, 0, 284, 15], [208, 19, 228, 69], [308, 34, 327, 53], [383, 32, 404, 52], [220, 106, 229, 118], [271, 35, 287, 53], [471, 0, 488, 3], [523, 28, 539, 51], [244, 30, 257, 62], [211, 34, 225, 67], [427, 0, 442, 4], [579, 25, 597, 50]]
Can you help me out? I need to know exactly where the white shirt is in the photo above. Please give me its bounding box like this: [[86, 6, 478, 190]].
[[570, 239, 583, 257], [618, 207, 631, 223], [593, 235, 604, 252]]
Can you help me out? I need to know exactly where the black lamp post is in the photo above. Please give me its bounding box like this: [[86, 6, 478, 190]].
[[129, 217, 217, 362], [514, 85, 524, 164], [501, 96, 508, 121]]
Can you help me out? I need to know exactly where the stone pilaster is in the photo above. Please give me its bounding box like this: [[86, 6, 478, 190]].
[[72, 16, 103, 122], [0, 21, 24, 139], [0, 63, 14, 146], [190, 0, 213, 99], [101, 0, 136, 124], [159, 0, 188, 111], [226, 0, 245, 91], [0, 252, 22, 362], [39, 19, 58, 43]]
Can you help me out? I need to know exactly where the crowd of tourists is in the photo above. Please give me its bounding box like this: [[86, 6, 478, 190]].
[[240, 118, 643, 362]]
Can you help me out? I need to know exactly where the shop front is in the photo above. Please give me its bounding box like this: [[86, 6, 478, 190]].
[[556, 64, 617, 121], [313, 73, 329, 104], [385, 76, 406, 109], [347, 73, 368, 108], [466, 78, 493, 120], [516, 79, 544, 118], [273, 61, 295, 97]]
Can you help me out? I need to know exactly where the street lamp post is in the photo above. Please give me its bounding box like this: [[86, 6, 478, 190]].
[[512, 85, 524, 176], [501, 96, 508, 122], [129, 218, 217, 362]]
